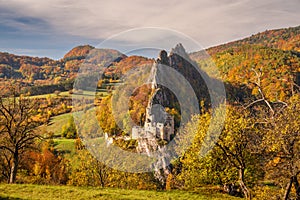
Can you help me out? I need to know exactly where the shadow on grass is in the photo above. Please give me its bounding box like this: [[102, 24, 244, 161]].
[[0, 196, 23, 200]]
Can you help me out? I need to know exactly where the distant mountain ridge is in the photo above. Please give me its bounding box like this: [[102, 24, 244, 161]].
[[0, 25, 299, 102]]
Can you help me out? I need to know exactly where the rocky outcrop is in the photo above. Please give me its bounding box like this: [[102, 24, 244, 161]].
[[134, 43, 212, 186], [150, 43, 212, 112], [157, 50, 169, 65]]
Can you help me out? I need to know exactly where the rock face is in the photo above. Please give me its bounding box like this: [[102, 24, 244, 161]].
[[169, 43, 211, 104], [157, 50, 169, 65], [132, 90, 174, 186], [131, 43, 212, 186], [133, 42, 218, 141], [150, 43, 211, 110], [132, 60, 175, 143]]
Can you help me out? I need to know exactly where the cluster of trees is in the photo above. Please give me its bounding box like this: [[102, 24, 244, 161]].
[[0, 90, 41, 183], [174, 93, 299, 199], [0, 51, 65, 83], [67, 147, 159, 189], [61, 117, 77, 139], [0, 86, 74, 184], [0, 52, 54, 69], [0, 64, 22, 79], [196, 44, 300, 102], [23, 79, 74, 96], [188, 32, 300, 198], [0, 90, 158, 188], [103, 56, 153, 79], [238, 25, 300, 52]]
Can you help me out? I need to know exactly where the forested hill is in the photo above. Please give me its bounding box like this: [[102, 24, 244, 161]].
[[190, 25, 300, 103], [0, 45, 127, 95], [0, 52, 56, 69], [0, 45, 124, 82], [193, 25, 300, 57], [0, 45, 95, 69], [234, 25, 300, 52], [63, 45, 95, 60]]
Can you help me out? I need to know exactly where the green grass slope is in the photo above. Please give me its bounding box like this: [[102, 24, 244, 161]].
[[0, 184, 241, 200]]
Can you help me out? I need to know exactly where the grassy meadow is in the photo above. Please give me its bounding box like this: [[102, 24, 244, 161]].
[[41, 113, 73, 137], [0, 184, 241, 200]]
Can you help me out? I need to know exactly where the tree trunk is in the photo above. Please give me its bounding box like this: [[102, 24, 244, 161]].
[[284, 177, 293, 200], [99, 170, 105, 187], [239, 168, 251, 199], [293, 176, 300, 200], [9, 152, 18, 184]]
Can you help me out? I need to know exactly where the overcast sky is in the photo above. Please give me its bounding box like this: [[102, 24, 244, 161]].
[[0, 0, 299, 59]]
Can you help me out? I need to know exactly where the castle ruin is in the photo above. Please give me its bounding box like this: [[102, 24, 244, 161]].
[[131, 53, 175, 143], [131, 96, 174, 142]]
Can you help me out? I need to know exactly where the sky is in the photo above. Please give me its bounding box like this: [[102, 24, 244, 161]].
[[0, 0, 299, 59]]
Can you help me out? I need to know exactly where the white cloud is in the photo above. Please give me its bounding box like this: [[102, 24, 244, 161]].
[[1, 0, 300, 50]]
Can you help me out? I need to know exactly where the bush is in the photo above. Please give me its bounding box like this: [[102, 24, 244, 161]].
[[61, 117, 77, 139], [252, 186, 283, 200]]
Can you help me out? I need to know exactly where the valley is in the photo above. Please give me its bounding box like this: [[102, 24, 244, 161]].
[[0, 25, 300, 199]]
